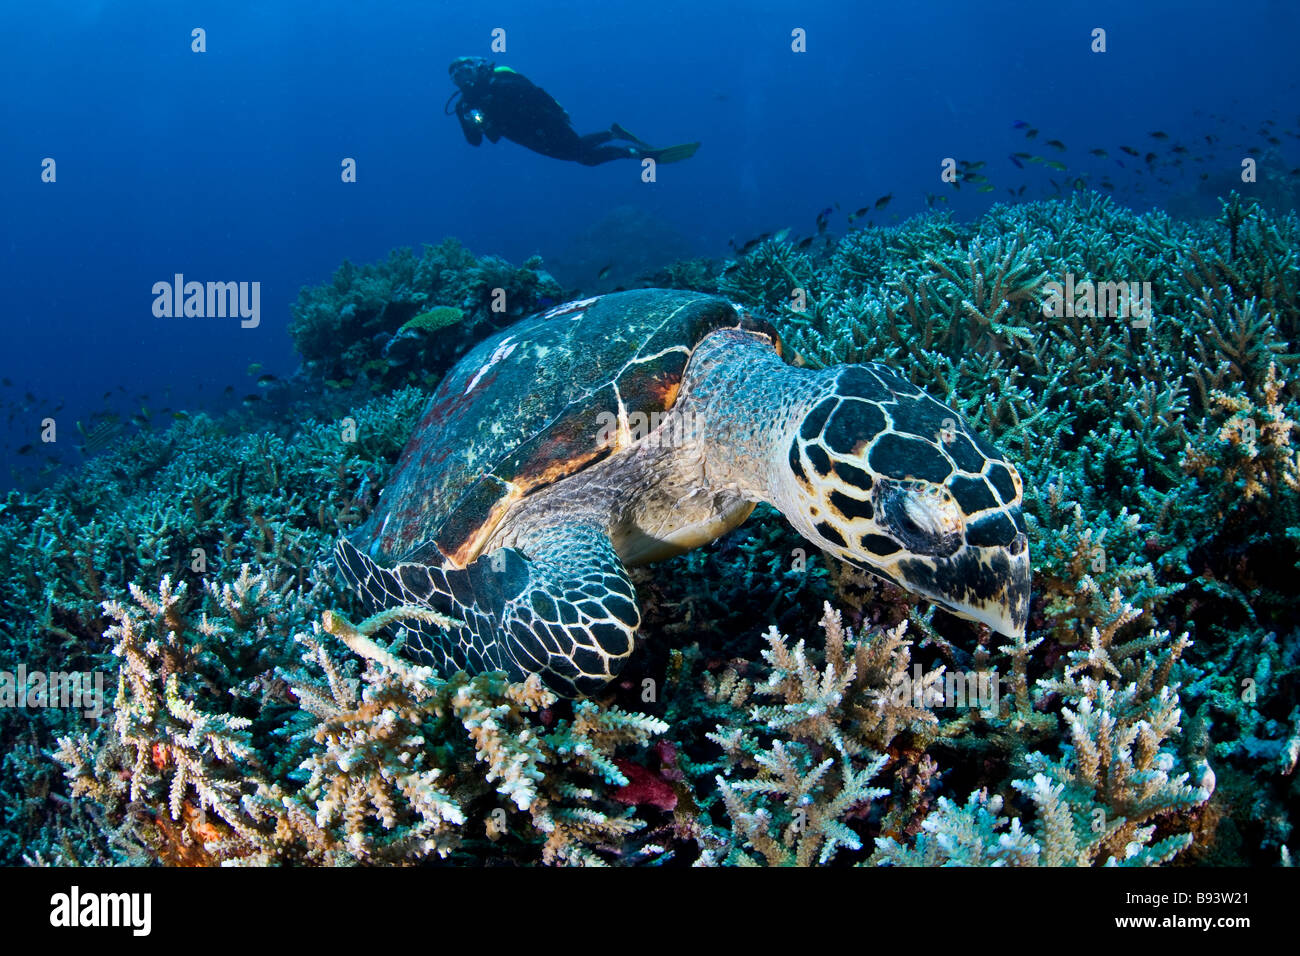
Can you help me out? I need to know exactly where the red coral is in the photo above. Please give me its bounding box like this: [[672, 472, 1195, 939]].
[[612, 759, 678, 811]]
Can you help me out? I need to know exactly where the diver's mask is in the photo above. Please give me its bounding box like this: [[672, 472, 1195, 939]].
[[449, 56, 491, 93]]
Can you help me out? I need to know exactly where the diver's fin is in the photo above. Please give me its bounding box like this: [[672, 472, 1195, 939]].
[[644, 141, 701, 165]]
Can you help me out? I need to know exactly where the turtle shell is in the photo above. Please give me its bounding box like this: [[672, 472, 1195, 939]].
[[351, 288, 779, 566]]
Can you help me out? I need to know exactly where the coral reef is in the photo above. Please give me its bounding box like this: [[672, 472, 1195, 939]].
[[2, 193, 1295, 866], [289, 240, 563, 392]]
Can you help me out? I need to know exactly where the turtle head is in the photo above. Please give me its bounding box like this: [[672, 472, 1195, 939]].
[[779, 365, 1030, 636]]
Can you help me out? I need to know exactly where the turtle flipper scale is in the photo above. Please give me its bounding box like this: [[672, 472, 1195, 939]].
[[334, 523, 639, 697]]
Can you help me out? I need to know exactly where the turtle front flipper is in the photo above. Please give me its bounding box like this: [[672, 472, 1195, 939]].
[[335, 521, 640, 697]]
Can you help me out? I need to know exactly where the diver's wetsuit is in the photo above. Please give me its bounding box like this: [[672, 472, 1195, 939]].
[[448, 57, 698, 167]]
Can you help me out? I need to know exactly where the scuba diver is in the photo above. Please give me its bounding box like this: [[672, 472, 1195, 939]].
[[446, 57, 700, 167]]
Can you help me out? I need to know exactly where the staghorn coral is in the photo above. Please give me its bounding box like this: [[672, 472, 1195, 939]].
[[4, 193, 1296, 866]]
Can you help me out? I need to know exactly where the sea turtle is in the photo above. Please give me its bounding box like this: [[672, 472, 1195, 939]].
[[336, 288, 1030, 696]]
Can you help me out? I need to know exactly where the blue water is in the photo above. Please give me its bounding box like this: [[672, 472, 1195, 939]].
[[2, 0, 1297, 486]]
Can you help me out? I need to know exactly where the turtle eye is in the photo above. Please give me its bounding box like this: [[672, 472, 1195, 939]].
[[877, 481, 962, 557]]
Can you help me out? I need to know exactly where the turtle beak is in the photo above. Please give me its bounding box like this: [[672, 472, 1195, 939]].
[[892, 533, 1031, 637]]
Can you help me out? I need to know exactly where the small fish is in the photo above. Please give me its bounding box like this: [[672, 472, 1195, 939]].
[[223, 385, 235, 396], [977, 184, 995, 193], [1046, 160, 1067, 171], [815, 207, 833, 233], [1100, 179, 1115, 190], [17, 444, 33, 455], [247, 362, 263, 377], [795, 236, 814, 250], [848, 205, 870, 223], [1028, 155, 1045, 164], [597, 263, 614, 280], [242, 394, 262, 407], [965, 161, 987, 171], [1088, 148, 1108, 158], [1016, 185, 1026, 196], [1045, 139, 1066, 151], [1144, 152, 1157, 164], [1008, 154, 1024, 169], [1025, 128, 1039, 139], [1012, 120, 1029, 129], [0, 378, 10, 387], [1120, 145, 1140, 157], [772, 227, 791, 243], [874, 193, 892, 209], [1149, 131, 1169, 140], [256, 374, 277, 387]]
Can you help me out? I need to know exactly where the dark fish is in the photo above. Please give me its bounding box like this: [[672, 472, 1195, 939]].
[[1009, 154, 1024, 168], [25, 392, 36, 403], [17, 444, 33, 455], [1149, 131, 1169, 139], [1046, 139, 1066, 151], [795, 236, 814, 250], [0, 378, 10, 387], [874, 193, 892, 209], [102, 390, 112, 400], [815, 207, 833, 233], [242, 394, 262, 407], [1120, 145, 1140, 156], [848, 205, 870, 222], [1025, 128, 1038, 139], [1171, 144, 1188, 154], [1144, 152, 1157, 164], [223, 385, 236, 396], [1013, 152, 1031, 159], [1012, 120, 1029, 128], [1089, 148, 1108, 157], [1016, 185, 1026, 196], [965, 161, 987, 171], [597, 263, 614, 280]]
